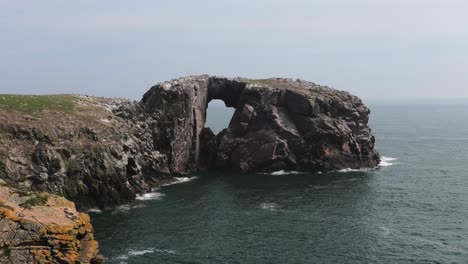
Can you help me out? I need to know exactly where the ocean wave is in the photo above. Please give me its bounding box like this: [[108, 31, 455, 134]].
[[163, 176, 198, 187], [116, 248, 176, 262], [378, 226, 391, 236], [136, 192, 165, 201], [113, 205, 132, 213], [337, 156, 398, 173], [268, 170, 302, 175], [111, 204, 145, 214], [260, 202, 278, 211], [87, 208, 102, 214], [380, 156, 398, 167], [338, 168, 374, 173]]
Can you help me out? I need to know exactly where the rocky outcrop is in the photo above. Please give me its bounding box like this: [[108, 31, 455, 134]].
[[0, 96, 173, 211], [142, 76, 380, 173], [0, 76, 379, 211], [0, 179, 103, 263]]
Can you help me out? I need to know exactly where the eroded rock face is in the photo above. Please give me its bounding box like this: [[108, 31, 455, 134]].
[[0, 75, 379, 211], [142, 76, 380, 173], [0, 96, 176, 211], [0, 180, 104, 264], [141, 76, 248, 174]]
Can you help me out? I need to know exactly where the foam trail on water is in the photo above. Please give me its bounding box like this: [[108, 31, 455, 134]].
[[338, 168, 372, 173], [87, 208, 102, 214], [116, 248, 176, 262], [380, 156, 398, 167], [111, 205, 132, 214], [163, 176, 198, 186], [260, 202, 278, 211], [269, 170, 302, 175], [136, 192, 165, 201], [337, 156, 398, 172]]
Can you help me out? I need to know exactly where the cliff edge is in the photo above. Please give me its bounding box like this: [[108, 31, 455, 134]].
[[0, 76, 379, 211], [0, 179, 103, 263]]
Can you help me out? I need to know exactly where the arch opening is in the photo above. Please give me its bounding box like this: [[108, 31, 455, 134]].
[[205, 99, 235, 134]]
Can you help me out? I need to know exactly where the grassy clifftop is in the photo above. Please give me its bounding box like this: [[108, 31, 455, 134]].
[[0, 95, 76, 114]]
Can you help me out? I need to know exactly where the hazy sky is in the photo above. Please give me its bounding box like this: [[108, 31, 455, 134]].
[[1, 0, 467, 101]]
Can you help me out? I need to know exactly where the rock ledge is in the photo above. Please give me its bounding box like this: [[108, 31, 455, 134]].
[[0, 179, 104, 263]]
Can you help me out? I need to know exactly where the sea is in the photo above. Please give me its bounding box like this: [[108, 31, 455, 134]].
[[90, 100, 468, 264]]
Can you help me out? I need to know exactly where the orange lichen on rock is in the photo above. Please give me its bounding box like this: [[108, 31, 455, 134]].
[[0, 181, 104, 263]]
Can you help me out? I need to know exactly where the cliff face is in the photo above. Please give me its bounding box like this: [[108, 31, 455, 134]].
[[0, 76, 379, 211], [0, 95, 175, 211], [0, 179, 103, 263], [142, 76, 380, 173]]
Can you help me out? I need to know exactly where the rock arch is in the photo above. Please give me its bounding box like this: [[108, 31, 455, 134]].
[[141, 75, 380, 174]]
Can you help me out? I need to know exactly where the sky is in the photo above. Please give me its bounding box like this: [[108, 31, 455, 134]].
[[0, 0, 467, 101]]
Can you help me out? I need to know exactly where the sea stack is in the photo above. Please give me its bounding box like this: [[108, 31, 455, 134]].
[[142, 75, 380, 173]]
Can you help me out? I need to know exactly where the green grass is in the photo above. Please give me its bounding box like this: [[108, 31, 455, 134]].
[[19, 194, 48, 209], [0, 94, 76, 114], [0, 202, 14, 211]]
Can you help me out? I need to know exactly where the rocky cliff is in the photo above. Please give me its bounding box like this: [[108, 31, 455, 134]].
[[142, 76, 380, 173], [0, 95, 173, 211], [0, 179, 103, 263], [0, 76, 379, 211]]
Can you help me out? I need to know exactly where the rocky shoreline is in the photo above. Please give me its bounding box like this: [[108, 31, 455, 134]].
[[0, 76, 380, 211], [0, 75, 380, 262]]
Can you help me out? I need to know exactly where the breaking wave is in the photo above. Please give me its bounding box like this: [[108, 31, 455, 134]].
[[116, 248, 176, 263], [338, 168, 373, 173], [163, 176, 198, 187], [87, 208, 102, 214], [380, 156, 398, 167], [269, 170, 302, 175], [136, 192, 165, 201], [337, 156, 399, 173], [260, 202, 278, 211]]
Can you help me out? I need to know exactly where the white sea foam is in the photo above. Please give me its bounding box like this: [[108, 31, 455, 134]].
[[114, 205, 131, 212], [111, 204, 145, 214], [338, 167, 375, 173], [260, 202, 278, 211], [337, 156, 398, 173], [380, 156, 398, 167], [87, 208, 102, 214], [163, 176, 198, 186], [269, 170, 302, 175], [136, 192, 165, 201], [116, 248, 176, 262]]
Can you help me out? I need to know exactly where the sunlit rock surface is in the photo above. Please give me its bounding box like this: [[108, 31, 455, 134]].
[[0, 179, 103, 263]]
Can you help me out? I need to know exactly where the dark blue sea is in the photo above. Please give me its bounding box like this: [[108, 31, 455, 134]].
[[91, 101, 468, 264]]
